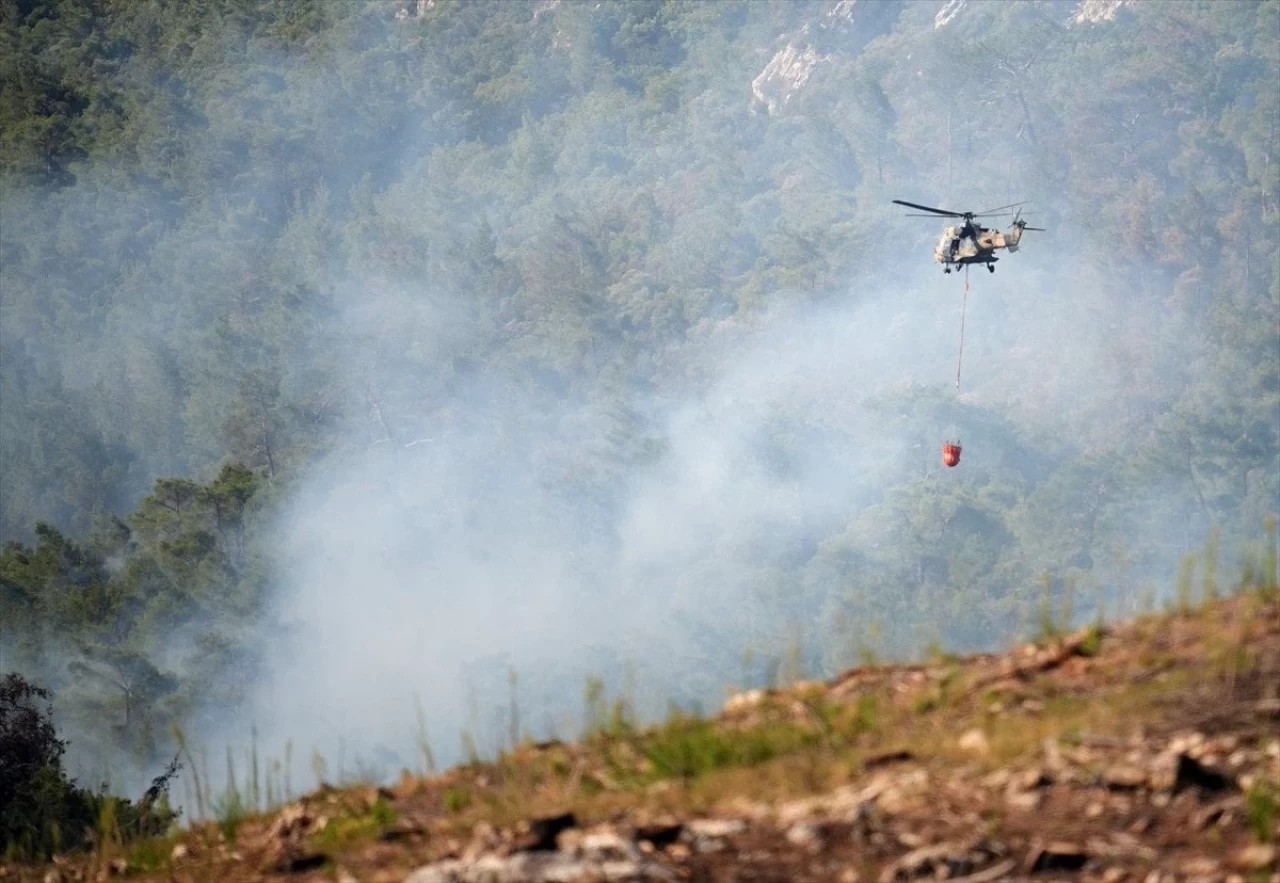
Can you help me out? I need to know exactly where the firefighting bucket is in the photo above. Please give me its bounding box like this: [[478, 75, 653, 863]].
[[941, 441, 962, 468]]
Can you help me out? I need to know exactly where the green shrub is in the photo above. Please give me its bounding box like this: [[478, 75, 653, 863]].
[[443, 787, 471, 813], [0, 673, 179, 860]]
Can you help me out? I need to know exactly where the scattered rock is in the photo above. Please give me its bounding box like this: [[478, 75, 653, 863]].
[[1006, 789, 1041, 811], [896, 831, 927, 850], [1086, 833, 1157, 863], [1169, 733, 1205, 756], [1230, 844, 1276, 871], [777, 776, 894, 824], [1099, 868, 1127, 883], [170, 843, 189, 862], [879, 842, 961, 883], [1192, 795, 1243, 829], [361, 785, 397, 807], [981, 768, 1011, 790], [684, 819, 745, 839], [958, 729, 990, 755], [1102, 764, 1147, 790], [667, 842, 691, 860], [879, 840, 1002, 883], [723, 689, 766, 715], [405, 828, 677, 883], [1180, 856, 1221, 878], [580, 830, 639, 859], [269, 802, 313, 839], [1043, 738, 1067, 772], [786, 821, 823, 852], [1027, 841, 1088, 873], [1015, 767, 1053, 790], [950, 859, 1018, 883]]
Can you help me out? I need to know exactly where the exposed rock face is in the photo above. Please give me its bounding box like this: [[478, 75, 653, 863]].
[[532, 0, 561, 20], [1071, 0, 1136, 25], [394, 0, 434, 20], [750, 0, 902, 115], [751, 42, 830, 116], [935, 0, 1136, 30], [935, 0, 966, 29]]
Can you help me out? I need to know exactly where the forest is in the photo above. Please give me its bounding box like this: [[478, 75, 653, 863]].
[[1, 0, 1277, 828]]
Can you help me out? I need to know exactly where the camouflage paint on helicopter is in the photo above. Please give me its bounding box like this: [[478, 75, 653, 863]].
[[894, 200, 1046, 274]]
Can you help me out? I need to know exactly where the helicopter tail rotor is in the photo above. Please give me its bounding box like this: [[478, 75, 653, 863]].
[[1009, 207, 1046, 232]]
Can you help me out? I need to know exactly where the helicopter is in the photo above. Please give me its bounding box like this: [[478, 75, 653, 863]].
[[892, 199, 1046, 274]]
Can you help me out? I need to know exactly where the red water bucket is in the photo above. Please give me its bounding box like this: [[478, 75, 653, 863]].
[[941, 442, 962, 468]]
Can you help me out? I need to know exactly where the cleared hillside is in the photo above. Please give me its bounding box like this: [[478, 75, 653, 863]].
[[7, 588, 1278, 883]]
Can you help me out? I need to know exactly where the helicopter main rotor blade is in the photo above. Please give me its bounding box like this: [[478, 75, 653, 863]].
[[892, 199, 965, 217], [1021, 226, 1047, 231], [975, 201, 1026, 215]]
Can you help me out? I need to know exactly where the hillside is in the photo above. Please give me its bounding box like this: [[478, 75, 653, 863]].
[[6, 589, 1277, 883], [3, 0, 1277, 799]]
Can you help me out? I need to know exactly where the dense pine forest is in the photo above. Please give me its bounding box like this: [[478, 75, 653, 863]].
[[1, 0, 1277, 818]]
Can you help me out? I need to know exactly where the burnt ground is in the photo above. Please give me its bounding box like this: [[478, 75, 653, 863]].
[[9, 591, 1279, 883]]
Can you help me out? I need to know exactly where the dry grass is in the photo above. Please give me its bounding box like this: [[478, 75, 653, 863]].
[[6, 580, 1278, 883]]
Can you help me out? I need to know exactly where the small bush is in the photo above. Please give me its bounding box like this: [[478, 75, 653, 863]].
[[1245, 780, 1277, 844], [850, 695, 880, 735], [125, 835, 170, 871], [638, 710, 817, 785], [1078, 623, 1104, 657], [370, 798, 397, 833], [443, 787, 471, 813], [211, 787, 245, 844]]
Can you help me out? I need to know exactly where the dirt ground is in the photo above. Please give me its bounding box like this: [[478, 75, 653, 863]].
[[9, 592, 1279, 883]]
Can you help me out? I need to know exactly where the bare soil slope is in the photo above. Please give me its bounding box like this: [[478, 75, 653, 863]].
[[13, 592, 1280, 883]]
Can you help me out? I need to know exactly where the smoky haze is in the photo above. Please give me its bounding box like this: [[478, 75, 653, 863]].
[[237, 245, 1180, 781], [2, 0, 1274, 811]]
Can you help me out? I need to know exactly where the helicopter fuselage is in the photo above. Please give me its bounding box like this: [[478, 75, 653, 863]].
[[933, 223, 1025, 273], [892, 199, 1040, 274]]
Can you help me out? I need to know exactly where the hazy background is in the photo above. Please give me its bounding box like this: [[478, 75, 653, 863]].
[[2, 0, 1276, 806]]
